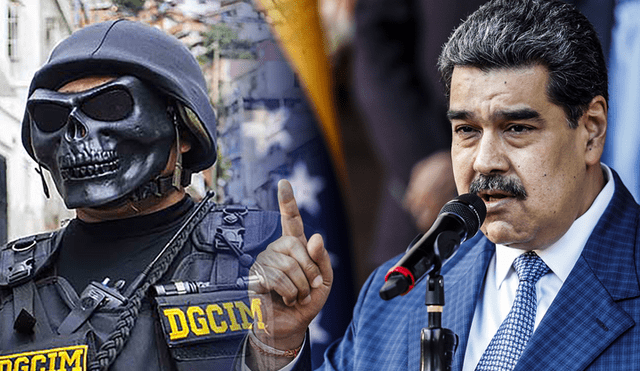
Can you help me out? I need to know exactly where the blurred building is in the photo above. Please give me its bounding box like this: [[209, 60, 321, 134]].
[[217, 38, 320, 210], [0, 0, 75, 244]]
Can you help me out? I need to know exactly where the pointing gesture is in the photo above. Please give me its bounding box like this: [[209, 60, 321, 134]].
[[279, 179, 310, 245], [249, 179, 333, 359]]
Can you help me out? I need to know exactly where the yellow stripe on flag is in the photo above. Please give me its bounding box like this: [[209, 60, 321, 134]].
[[255, 0, 348, 184]]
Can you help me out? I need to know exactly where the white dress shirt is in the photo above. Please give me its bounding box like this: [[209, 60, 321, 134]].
[[462, 165, 615, 371]]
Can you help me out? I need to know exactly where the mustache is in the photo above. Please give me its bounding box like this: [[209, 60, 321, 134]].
[[469, 174, 527, 200]]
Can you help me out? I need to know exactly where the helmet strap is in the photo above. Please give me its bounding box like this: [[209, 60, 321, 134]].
[[35, 163, 50, 199], [172, 123, 183, 190], [127, 107, 189, 203], [128, 170, 191, 203]]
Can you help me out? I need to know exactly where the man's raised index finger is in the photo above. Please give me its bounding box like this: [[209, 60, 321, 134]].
[[278, 179, 307, 244]]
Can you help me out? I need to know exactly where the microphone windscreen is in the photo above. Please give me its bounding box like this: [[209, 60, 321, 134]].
[[440, 193, 487, 236]]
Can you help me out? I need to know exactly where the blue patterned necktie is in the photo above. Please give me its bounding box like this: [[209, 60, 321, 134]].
[[475, 251, 550, 371]]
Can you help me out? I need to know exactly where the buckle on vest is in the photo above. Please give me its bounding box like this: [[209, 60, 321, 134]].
[[8, 260, 34, 284], [58, 280, 128, 335], [215, 228, 245, 251], [215, 206, 247, 251], [6, 238, 38, 284]]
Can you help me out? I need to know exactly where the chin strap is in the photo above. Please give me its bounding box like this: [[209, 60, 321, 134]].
[[129, 170, 192, 203], [172, 124, 183, 189], [35, 163, 50, 199], [129, 104, 191, 203]]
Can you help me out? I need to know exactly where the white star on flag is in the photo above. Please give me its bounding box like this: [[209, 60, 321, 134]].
[[286, 162, 325, 216], [242, 107, 293, 157]]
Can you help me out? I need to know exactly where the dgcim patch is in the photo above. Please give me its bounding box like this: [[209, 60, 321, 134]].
[[156, 290, 265, 347], [0, 345, 87, 371]]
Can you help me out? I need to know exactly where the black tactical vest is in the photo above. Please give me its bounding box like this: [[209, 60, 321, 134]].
[[0, 202, 280, 371]]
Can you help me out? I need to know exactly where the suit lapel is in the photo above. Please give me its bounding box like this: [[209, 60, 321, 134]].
[[515, 172, 640, 370], [440, 237, 495, 371], [515, 255, 634, 371]]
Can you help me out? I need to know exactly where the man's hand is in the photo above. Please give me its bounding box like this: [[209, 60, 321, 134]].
[[403, 151, 458, 231], [250, 179, 333, 352]]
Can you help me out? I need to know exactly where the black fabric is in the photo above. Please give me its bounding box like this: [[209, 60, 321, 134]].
[[0, 203, 281, 370], [56, 196, 195, 293]]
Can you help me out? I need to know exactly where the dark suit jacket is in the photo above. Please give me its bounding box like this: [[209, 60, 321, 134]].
[[306, 171, 640, 370]]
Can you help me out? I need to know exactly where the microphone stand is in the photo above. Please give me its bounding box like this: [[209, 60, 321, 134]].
[[420, 232, 459, 371]]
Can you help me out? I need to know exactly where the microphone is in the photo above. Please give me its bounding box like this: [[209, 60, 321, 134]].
[[379, 193, 486, 300]]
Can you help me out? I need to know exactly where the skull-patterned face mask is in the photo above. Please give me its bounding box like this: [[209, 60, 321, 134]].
[[27, 75, 176, 209]]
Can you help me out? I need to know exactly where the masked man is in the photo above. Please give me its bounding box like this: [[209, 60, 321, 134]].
[[0, 20, 325, 371]]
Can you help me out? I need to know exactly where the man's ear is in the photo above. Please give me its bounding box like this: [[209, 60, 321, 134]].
[[582, 95, 607, 166], [179, 129, 192, 154]]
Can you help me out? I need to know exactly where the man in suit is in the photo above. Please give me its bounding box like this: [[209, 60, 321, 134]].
[[244, 0, 640, 369]]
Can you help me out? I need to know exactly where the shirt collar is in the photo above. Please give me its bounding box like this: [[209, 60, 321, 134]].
[[494, 164, 615, 288]]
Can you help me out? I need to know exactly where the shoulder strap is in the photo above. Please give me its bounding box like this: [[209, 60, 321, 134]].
[[191, 206, 280, 255], [0, 231, 62, 335], [164, 206, 280, 288], [212, 206, 251, 285], [0, 230, 62, 287], [188, 206, 280, 286]]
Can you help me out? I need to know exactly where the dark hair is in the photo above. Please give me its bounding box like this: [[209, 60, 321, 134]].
[[438, 0, 607, 127]]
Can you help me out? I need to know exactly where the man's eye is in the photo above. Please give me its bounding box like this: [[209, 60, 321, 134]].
[[455, 125, 477, 134], [507, 125, 530, 133]]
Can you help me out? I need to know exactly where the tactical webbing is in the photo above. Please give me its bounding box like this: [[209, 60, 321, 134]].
[[124, 192, 216, 298], [11, 275, 55, 339], [90, 192, 216, 371], [214, 206, 253, 285], [5, 232, 61, 336], [12, 280, 36, 334]]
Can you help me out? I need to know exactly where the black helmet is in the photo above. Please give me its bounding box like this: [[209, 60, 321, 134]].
[[22, 19, 216, 173]]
